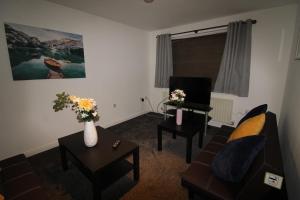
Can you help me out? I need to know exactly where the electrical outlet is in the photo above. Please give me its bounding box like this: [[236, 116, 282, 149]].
[[162, 90, 169, 98], [228, 121, 235, 126], [264, 172, 283, 189]]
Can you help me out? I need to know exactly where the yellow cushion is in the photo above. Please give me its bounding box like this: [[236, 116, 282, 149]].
[[227, 113, 266, 142], [0, 194, 4, 200]]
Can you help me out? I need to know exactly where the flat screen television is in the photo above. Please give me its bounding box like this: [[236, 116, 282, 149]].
[[169, 76, 211, 105]]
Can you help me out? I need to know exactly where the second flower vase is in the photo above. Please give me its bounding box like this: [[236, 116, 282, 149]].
[[176, 108, 183, 125]]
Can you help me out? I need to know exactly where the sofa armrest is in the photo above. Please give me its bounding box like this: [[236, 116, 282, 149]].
[[214, 125, 234, 138]]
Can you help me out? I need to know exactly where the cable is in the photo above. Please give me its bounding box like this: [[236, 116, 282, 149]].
[[145, 96, 154, 112], [145, 112, 164, 119], [157, 96, 169, 113]]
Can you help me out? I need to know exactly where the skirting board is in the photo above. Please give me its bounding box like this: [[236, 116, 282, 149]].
[[24, 141, 59, 157], [101, 110, 149, 128], [24, 111, 148, 157]]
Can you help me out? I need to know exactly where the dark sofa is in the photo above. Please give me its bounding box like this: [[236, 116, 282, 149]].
[[181, 112, 287, 200], [0, 154, 47, 200]]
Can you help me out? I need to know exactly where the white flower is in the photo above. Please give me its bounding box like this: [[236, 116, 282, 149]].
[[92, 111, 98, 117], [170, 89, 186, 103], [81, 113, 88, 118]]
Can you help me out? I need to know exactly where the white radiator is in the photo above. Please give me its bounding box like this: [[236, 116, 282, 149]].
[[209, 97, 233, 124]]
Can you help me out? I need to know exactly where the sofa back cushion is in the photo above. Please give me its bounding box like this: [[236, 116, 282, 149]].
[[212, 135, 266, 182], [238, 104, 267, 126], [236, 112, 285, 200], [228, 113, 266, 142]]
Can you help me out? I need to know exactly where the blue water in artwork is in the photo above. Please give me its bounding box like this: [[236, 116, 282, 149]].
[[12, 56, 86, 80]]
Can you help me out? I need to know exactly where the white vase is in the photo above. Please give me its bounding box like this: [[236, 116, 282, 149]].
[[84, 121, 98, 147], [176, 108, 183, 125]]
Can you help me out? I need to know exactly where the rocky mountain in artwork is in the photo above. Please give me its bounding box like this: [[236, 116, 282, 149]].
[[4, 24, 83, 50], [45, 38, 83, 49], [4, 24, 85, 67], [5, 24, 43, 48]]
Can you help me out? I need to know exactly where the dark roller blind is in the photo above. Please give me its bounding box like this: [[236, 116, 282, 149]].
[[172, 33, 227, 87]]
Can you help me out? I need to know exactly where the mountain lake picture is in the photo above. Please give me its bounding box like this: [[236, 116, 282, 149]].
[[4, 23, 86, 80]]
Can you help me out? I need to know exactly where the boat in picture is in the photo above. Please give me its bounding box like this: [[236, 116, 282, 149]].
[[31, 52, 41, 58], [44, 58, 62, 72]]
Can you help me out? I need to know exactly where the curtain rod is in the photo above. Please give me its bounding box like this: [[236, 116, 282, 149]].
[[158, 19, 256, 37]]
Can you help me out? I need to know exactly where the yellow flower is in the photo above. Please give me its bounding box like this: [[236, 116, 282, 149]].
[[78, 98, 93, 111], [69, 95, 79, 103]]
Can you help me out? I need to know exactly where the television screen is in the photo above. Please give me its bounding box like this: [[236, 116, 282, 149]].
[[169, 76, 211, 105]]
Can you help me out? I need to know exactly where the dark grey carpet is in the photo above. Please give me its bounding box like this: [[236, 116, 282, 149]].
[[29, 112, 220, 200]]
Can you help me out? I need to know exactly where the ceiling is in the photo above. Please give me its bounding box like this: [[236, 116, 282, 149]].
[[46, 0, 296, 30]]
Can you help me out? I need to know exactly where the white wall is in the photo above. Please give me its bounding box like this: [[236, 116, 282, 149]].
[[0, 0, 149, 159], [279, 3, 300, 200], [147, 5, 297, 126]]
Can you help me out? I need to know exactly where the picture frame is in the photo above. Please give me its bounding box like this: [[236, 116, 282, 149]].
[[4, 22, 86, 80], [295, 31, 300, 60]]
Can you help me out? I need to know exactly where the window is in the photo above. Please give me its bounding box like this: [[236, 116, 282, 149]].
[[172, 33, 227, 87]]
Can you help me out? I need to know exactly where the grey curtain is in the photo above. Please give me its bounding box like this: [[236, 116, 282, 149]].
[[214, 20, 252, 97], [155, 34, 173, 88]]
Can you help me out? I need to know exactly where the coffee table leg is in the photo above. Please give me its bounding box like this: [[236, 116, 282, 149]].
[[198, 129, 204, 148], [157, 126, 162, 151], [204, 112, 208, 136], [59, 144, 68, 171], [133, 147, 140, 181], [173, 132, 176, 139], [186, 138, 192, 163], [93, 182, 101, 200]]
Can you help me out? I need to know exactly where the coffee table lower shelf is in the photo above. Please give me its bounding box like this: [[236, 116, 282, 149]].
[[96, 160, 134, 189], [58, 126, 139, 200]]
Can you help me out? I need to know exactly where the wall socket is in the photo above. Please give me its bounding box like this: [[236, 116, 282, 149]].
[[264, 172, 283, 189], [162, 90, 169, 99]]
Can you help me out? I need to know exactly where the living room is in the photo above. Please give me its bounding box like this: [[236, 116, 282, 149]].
[[0, 0, 299, 200]]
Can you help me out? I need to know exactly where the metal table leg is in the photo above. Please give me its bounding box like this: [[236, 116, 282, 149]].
[[133, 147, 140, 181], [59, 145, 68, 171], [163, 104, 167, 120], [204, 112, 208, 136]]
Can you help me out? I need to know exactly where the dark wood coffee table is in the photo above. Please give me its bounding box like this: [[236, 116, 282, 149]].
[[157, 111, 206, 163], [58, 126, 139, 200]]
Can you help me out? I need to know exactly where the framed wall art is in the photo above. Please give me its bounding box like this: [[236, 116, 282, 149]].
[[295, 30, 300, 60], [4, 23, 86, 80]]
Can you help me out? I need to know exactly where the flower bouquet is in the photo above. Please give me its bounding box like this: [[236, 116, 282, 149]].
[[169, 89, 186, 125], [53, 92, 100, 147], [53, 92, 99, 122], [169, 89, 186, 108]]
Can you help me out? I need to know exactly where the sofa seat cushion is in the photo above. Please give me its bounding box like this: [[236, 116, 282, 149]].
[[215, 126, 234, 138], [0, 154, 47, 200], [4, 173, 41, 200], [0, 170, 4, 200], [2, 161, 33, 182], [203, 142, 225, 154], [182, 163, 237, 200], [193, 151, 216, 166], [210, 135, 228, 145], [10, 187, 45, 200], [0, 155, 26, 169]]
